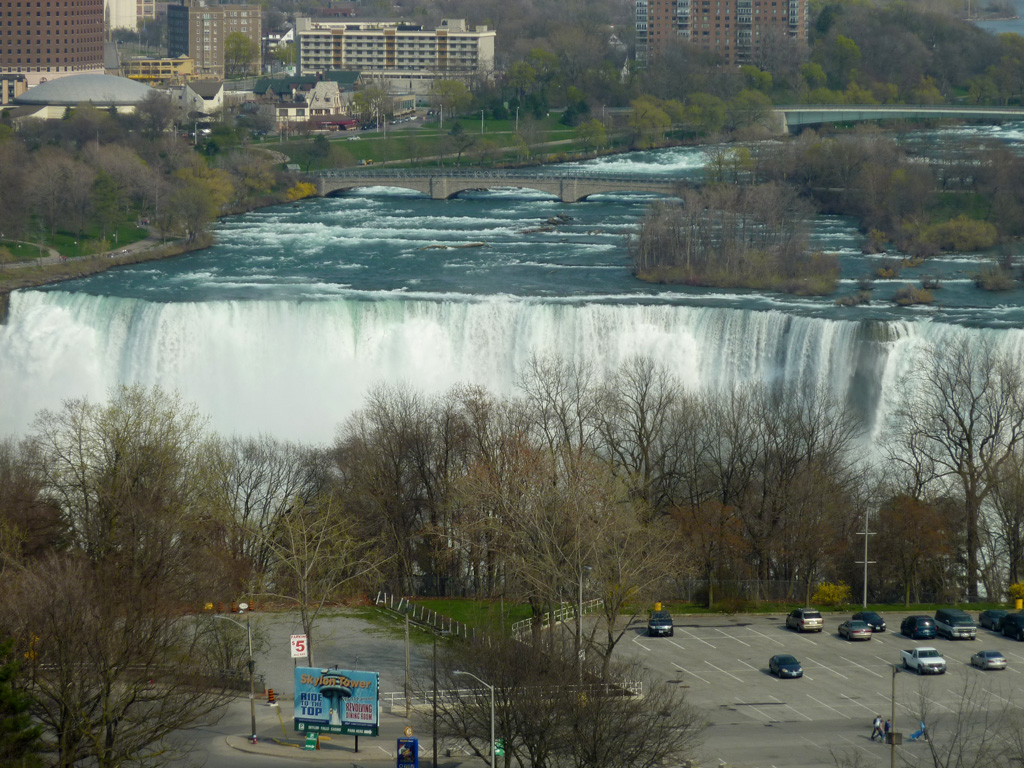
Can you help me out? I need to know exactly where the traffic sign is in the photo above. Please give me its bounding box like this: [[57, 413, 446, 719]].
[[290, 634, 308, 658]]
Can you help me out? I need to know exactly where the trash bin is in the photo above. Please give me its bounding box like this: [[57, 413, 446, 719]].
[[1016, 598, 1022, 611]]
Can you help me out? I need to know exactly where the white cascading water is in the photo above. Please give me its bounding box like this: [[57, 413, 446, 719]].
[[3, 290, 1023, 444]]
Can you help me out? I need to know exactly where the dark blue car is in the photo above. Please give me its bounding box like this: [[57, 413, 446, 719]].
[[769, 654, 803, 679], [901, 615, 936, 639]]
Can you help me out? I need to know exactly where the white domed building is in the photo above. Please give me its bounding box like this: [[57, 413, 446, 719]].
[[12, 73, 156, 118]]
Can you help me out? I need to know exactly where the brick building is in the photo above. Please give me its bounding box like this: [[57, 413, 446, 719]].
[[1, 0, 105, 80], [636, 0, 807, 66], [167, 0, 260, 78]]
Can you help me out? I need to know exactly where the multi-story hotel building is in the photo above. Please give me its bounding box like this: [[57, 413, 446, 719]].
[[636, 0, 807, 66], [1, 0, 104, 81], [294, 17, 494, 91], [167, 0, 260, 78]]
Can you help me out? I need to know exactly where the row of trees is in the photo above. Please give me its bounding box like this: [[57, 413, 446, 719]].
[[2, 335, 1024, 762], [0, 96, 293, 253]]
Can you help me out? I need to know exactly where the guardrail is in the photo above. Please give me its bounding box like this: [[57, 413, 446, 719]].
[[510, 598, 604, 639], [374, 592, 476, 639]]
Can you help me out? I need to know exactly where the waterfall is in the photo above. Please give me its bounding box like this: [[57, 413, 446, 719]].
[[2, 290, 1023, 443]]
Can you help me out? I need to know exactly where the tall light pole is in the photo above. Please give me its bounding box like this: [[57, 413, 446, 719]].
[[453, 670, 494, 768], [576, 564, 591, 682], [480, 109, 484, 134], [856, 511, 876, 608], [215, 604, 257, 743], [890, 664, 900, 768]]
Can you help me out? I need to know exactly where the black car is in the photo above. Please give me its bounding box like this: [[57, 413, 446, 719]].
[[979, 609, 1009, 632], [647, 610, 674, 637], [901, 615, 936, 639], [769, 654, 803, 678], [852, 611, 886, 632], [1001, 613, 1024, 641]]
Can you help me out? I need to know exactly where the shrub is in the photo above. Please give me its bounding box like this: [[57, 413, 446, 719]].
[[286, 181, 317, 201], [1009, 582, 1024, 601], [975, 266, 1016, 291], [893, 284, 934, 305], [924, 215, 998, 252], [812, 582, 852, 607]]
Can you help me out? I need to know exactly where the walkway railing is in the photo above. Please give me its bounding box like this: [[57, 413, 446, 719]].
[[374, 591, 476, 639], [510, 598, 605, 639]]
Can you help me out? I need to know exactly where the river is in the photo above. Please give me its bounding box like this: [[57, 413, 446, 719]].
[[2, 125, 1024, 443]]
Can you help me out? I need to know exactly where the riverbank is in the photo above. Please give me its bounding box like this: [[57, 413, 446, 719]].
[[0, 236, 214, 320]]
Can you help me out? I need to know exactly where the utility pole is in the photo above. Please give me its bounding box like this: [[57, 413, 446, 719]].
[[856, 511, 876, 608], [405, 607, 411, 717]]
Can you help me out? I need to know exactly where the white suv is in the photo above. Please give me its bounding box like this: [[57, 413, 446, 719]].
[[786, 608, 824, 633]]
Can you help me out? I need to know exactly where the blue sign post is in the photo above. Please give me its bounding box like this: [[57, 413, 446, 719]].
[[397, 737, 419, 768], [293, 667, 380, 736]]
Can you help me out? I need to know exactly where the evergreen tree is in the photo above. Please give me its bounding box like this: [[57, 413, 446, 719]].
[[0, 638, 42, 768]]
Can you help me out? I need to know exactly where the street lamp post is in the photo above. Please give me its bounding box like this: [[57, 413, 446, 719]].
[[890, 664, 900, 768], [576, 565, 592, 681], [215, 604, 257, 744], [453, 670, 494, 768]]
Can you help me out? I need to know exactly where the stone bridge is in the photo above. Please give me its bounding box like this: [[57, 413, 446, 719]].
[[315, 169, 686, 202]]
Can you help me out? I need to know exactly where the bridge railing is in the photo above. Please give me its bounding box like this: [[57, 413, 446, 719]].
[[317, 168, 681, 185], [776, 103, 1024, 115]]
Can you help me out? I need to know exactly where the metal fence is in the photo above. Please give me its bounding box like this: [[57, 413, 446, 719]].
[[510, 598, 605, 638]]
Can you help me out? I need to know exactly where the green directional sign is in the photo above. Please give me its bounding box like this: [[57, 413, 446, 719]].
[[494, 739, 505, 757], [304, 732, 318, 750]]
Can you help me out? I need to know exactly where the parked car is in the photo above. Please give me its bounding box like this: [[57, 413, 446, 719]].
[[970, 650, 1007, 670], [978, 609, 1009, 632], [786, 608, 824, 633], [838, 620, 872, 641], [647, 610, 674, 638], [1000, 613, 1024, 640], [768, 654, 803, 678], [852, 611, 886, 632], [901, 647, 946, 675], [934, 608, 977, 640], [901, 615, 936, 639]]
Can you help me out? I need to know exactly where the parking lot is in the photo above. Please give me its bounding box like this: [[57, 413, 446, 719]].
[[620, 612, 1024, 767]]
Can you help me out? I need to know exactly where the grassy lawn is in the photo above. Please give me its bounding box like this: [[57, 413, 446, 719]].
[[0, 240, 49, 262], [281, 113, 628, 172]]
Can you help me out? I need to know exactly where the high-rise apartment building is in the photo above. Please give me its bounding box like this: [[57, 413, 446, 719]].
[[106, 0, 155, 32], [636, 0, 807, 66], [167, 0, 260, 78], [1, 0, 105, 79], [295, 17, 495, 91]]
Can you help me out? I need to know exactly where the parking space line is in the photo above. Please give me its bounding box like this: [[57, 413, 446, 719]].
[[704, 660, 744, 682], [744, 627, 785, 646], [839, 655, 885, 678], [679, 628, 717, 648], [673, 664, 711, 685], [837, 692, 874, 714], [770, 694, 812, 721], [804, 656, 849, 679], [805, 693, 851, 718], [665, 638, 687, 651], [714, 628, 751, 647], [631, 636, 652, 652], [733, 699, 778, 721]]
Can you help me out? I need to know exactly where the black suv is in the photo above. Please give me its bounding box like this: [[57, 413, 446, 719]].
[[901, 615, 936, 639], [1001, 613, 1024, 641], [647, 610, 674, 637]]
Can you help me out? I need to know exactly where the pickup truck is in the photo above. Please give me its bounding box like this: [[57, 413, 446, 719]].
[[901, 647, 946, 675]]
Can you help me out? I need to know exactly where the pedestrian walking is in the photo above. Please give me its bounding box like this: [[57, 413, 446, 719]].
[[883, 719, 892, 743], [910, 721, 926, 741], [871, 715, 883, 741]]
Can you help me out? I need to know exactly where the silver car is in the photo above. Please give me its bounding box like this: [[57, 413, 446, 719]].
[[970, 650, 1007, 670]]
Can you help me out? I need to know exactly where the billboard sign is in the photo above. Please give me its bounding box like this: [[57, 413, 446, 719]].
[[293, 667, 379, 736]]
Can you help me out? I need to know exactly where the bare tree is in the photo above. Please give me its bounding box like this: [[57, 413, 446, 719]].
[[264, 492, 386, 667], [884, 336, 1024, 600]]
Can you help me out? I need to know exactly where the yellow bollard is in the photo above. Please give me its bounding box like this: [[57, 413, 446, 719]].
[[1016, 598, 1022, 611]]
